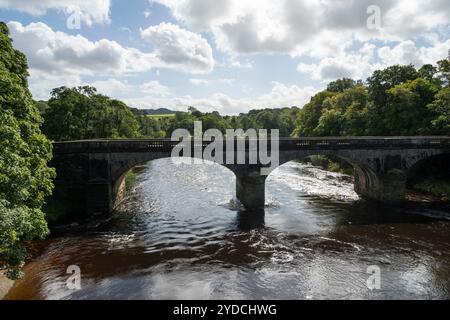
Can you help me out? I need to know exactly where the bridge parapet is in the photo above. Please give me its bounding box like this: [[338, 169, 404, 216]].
[[53, 136, 450, 154]]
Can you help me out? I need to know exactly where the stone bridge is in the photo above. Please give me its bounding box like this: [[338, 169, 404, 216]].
[[50, 137, 450, 217]]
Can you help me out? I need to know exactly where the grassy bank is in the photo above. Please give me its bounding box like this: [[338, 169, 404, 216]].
[[124, 170, 138, 190], [413, 180, 450, 202], [305, 155, 354, 175]]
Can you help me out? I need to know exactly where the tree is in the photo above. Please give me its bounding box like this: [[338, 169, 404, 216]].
[[0, 22, 55, 279], [327, 78, 357, 93], [418, 64, 438, 83], [314, 109, 344, 136], [293, 59, 449, 137], [43, 87, 140, 140], [43, 86, 95, 140], [437, 52, 450, 87], [427, 87, 450, 135], [292, 91, 336, 136], [384, 78, 438, 135], [367, 64, 419, 107]]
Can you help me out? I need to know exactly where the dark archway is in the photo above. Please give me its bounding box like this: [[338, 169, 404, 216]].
[[406, 153, 450, 201]]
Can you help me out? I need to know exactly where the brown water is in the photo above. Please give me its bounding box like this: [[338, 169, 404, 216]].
[[5, 160, 450, 300]]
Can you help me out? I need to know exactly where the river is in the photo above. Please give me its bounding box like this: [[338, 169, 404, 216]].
[[4, 160, 450, 300]]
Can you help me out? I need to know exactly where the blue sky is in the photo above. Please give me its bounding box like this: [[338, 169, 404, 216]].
[[0, 0, 449, 114]]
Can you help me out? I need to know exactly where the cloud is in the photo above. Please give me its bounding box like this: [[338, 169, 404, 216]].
[[0, 0, 111, 26], [377, 39, 450, 67], [123, 82, 317, 115], [154, 0, 449, 56], [139, 80, 171, 97], [89, 78, 133, 97], [8, 21, 159, 76], [219, 78, 235, 85], [89, 79, 171, 98], [297, 44, 377, 81], [140, 22, 214, 74], [297, 40, 450, 82], [8, 21, 214, 76], [189, 78, 209, 86], [28, 70, 82, 101], [7, 21, 215, 98]]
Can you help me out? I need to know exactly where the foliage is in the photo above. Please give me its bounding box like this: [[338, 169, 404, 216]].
[[42, 87, 141, 141], [0, 22, 55, 279], [293, 55, 450, 137], [413, 180, 450, 202]]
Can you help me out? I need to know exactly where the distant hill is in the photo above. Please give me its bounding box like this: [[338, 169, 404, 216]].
[[131, 108, 177, 116]]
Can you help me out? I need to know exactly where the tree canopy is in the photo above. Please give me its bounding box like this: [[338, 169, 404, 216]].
[[42, 86, 141, 141], [0, 22, 55, 279], [293, 56, 450, 137]]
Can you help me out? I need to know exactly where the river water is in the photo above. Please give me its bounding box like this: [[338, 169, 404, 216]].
[[5, 160, 450, 300]]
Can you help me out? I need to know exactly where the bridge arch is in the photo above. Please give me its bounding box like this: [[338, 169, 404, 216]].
[[265, 153, 380, 204], [405, 152, 450, 199], [111, 156, 238, 210]]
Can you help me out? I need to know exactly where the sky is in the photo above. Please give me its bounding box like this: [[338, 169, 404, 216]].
[[0, 0, 449, 114]]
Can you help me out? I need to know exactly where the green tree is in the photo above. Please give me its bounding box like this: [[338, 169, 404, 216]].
[[326, 78, 357, 93], [292, 91, 336, 136], [437, 52, 450, 87], [314, 109, 344, 136], [427, 87, 450, 135], [0, 22, 55, 279], [384, 78, 438, 135], [367, 64, 419, 107], [418, 64, 438, 83], [43, 87, 140, 140], [43, 86, 95, 140], [366, 64, 419, 135]]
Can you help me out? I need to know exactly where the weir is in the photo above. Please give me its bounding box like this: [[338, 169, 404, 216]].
[[50, 137, 450, 218]]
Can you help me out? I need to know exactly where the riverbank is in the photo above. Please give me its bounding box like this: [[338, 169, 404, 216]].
[[0, 272, 14, 299]]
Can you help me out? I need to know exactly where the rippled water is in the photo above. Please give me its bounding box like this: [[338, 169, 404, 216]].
[[5, 160, 450, 300]]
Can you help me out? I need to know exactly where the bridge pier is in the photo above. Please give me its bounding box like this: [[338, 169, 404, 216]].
[[354, 168, 407, 204], [236, 171, 267, 210], [86, 179, 113, 215]]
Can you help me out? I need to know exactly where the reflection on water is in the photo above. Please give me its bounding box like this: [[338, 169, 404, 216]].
[[5, 160, 450, 300]]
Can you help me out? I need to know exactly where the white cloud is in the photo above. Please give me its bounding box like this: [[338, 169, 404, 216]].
[[225, 55, 253, 69], [0, 0, 111, 26], [8, 21, 159, 77], [298, 40, 450, 82], [377, 39, 450, 67], [140, 22, 214, 74], [144, 9, 152, 18], [189, 78, 209, 86], [219, 78, 235, 85], [89, 79, 171, 98], [29, 70, 82, 101], [89, 78, 133, 97], [139, 80, 171, 97], [297, 44, 377, 82], [123, 82, 317, 115], [7, 21, 215, 99], [154, 0, 449, 57]]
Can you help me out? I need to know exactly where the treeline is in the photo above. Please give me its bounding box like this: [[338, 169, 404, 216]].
[[293, 58, 450, 137], [163, 107, 299, 137], [38, 88, 301, 141]]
